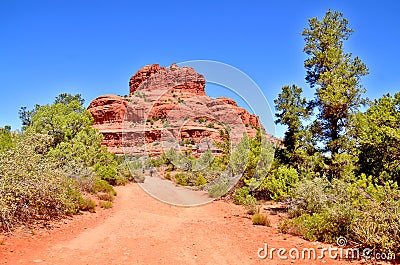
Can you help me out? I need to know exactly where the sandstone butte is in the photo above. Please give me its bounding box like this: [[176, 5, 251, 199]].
[[88, 63, 279, 157]]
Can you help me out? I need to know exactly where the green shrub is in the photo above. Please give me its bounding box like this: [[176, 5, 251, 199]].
[[132, 170, 145, 183], [288, 204, 355, 243], [126, 159, 143, 171], [233, 187, 257, 206], [0, 134, 84, 231], [64, 184, 86, 215], [99, 201, 113, 209], [97, 192, 114, 202], [352, 202, 400, 253], [0, 94, 125, 232], [79, 197, 96, 213], [284, 176, 400, 246], [277, 218, 291, 234], [63, 166, 97, 193], [145, 157, 164, 168], [115, 175, 129, 186], [283, 177, 356, 242], [0, 127, 14, 153], [95, 165, 118, 185], [117, 162, 135, 182], [175, 173, 189, 186], [208, 182, 229, 198], [350, 176, 400, 253], [259, 165, 299, 201], [282, 175, 400, 253], [165, 172, 171, 180], [195, 175, 207, 186], [252, 214, 270, 226], [288, 177, 331, 217], [94, 179, 116, 196]]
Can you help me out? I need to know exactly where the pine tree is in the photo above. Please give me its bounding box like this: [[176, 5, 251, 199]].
[[274, 84, 310, 154], [302, 10, 369, 156]]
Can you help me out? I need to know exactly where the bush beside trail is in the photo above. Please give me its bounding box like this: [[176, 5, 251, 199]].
[[0, 94, 132, 232]]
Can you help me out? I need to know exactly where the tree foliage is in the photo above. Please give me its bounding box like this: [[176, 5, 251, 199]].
[[0, 93, 125, 231], [355, 93, 400, 183], [0, 127, 14, 153], [27, 99, 93, 146], [259, 165, 299, 201], [54, 93, 85, 106], [303, 9, 368, 157], [274, 85, 310, 153], [18, 105, 39, 130], [272, 9, 400, 255], [274, 85, 315, 172]]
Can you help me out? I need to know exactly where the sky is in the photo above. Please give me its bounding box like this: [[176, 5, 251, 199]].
[[1, 0, 399, 138]]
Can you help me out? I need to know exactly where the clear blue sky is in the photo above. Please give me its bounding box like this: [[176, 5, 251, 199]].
[[1, 0, 399, 137]]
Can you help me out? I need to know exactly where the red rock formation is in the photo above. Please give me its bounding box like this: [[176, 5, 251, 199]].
[[215, 97, 238, 107], [129, 64, 164, 94], [88, 63, 273, 156], [215, 97, 260, 128], [88, 95, 128, 125], [129, 63, 206, 96]]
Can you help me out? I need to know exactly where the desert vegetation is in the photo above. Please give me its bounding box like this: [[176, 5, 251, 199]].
[[0, 7, 398, 262], [252, 10, 400, 256], [117, 10, 400, 256], [0, 94, 130, 232], [135, 8, 398, 259]]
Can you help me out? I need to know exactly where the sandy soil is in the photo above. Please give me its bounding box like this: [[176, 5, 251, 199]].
[[0, 183, 361, 265]]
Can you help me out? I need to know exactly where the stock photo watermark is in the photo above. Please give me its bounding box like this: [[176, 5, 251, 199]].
[[257, 236, 396, 261]]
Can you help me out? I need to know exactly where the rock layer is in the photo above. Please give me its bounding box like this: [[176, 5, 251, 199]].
[[88, 63, 273, 156]]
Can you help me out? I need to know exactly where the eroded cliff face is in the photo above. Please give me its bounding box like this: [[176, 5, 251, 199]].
[[88, 95, 128, 124], [88, 63, 272, 156], [129, 63, 206, 96]]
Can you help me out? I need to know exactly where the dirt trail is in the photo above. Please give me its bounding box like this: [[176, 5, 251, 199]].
[[1, 183, 359, 265]]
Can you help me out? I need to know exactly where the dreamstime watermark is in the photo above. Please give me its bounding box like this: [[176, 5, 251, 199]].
[[257, 236, 396, 261]]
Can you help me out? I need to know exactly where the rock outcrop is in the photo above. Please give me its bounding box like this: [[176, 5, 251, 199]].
[[88, 63, 273, 156], [129, 63, 206, 97], [89, 95, 128, 125]]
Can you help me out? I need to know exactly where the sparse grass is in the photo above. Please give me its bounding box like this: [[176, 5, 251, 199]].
[[277, 218, 291, 233], [206, 122, 215, 128], [246, 205, 260, 215], [252, 213, 270, 226]]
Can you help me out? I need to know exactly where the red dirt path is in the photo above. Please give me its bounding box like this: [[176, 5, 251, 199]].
[[0, 183, 361, 265]]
